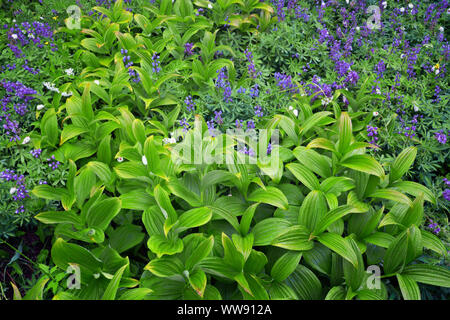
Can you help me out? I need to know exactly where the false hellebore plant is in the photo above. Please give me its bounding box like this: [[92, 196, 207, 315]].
[[25, 92, 450, 299]]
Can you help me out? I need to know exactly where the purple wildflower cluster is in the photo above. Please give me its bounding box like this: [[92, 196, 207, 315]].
[[274, 72, 299, 94], [46, 155, 60, 171], [0, 80, 37, 142], [184, 95, 196, 112], [215, 68, 232, 102], [244, 48, 261, 79], [427, 219, 441, 234], [151, 53, 162, 73], [121, 48, 140, 83], [0, 169, 30, 213], [366, 125, 379, 147], [435, 130, 449, 144], [184, 42, 194, 56]]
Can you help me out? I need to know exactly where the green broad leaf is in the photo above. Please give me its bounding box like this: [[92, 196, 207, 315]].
[[364, 232, 395, 249], [286, 163, 321, 191], [23, 276, 49, 300], [325, 286, 346, 300], [303, 243, 332, 275], [340, 155, 385, 178], [271, 225, 314, 251], [101, 264, 128, 300], [209, 205, 241, 232], [268, 281, 298, 300], [113, 162, 149, 181], [154, 184, 178, 235], [188, 269, 207, 298], [222, 233, 245, 271], [389, 147, 417, 183], [41, 108, 59, 147], [356, 290, 385, 300], [167, 179, 202, 207], [396, 274, 421, 300], [247, 186, 289, 210], [368, 189, 412, 207], [401, 264, 450, 288], [317, 233, 358, 268], [32, 185, 68, 201], [343, 239, 365, 291], [118, 288, 153, 300], [86, 161, 112, 184], [176, 207, 212, 232], [60, 125, 89, 145], [142, 206, 165, 236], [285, 265, 322, 300], [337, 112, 353, 154], [109, 224, 145, 254], [10, 282, 22, 300], [232, 234, 254, 261], [86, 197, 121, 231], [35, 210, 81, 225], [244, 250, 268, 275], [147, 234, 184, 258], [271, 252, 303, 282], [198, 257, 240, 280], [307, 138, 336, 153], [51, 238, 102, 278], [239, 273, 270, 300], [299, 190, 327, 233], [401, 194, 424, 227], [120, 189, 155, 210], [390, 181, 436, 204], [293, 146, 331, 179], [421, 230, 447, 257], [132, 119, 146, 145], [252, 218, 292, 246], [321, 177, 355, 195], [239, 203, 259, 236], [185, 235, 214, 270], [144, 256, 184, 278], [383, 231, 409, 274], [315, 205, 355, 235]]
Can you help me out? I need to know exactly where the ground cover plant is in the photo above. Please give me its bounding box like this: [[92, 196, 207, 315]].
[[0, 0, 449, 300]]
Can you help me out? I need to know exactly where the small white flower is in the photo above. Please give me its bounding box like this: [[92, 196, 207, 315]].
[[9, 187, 17, 194], [11, 34, 18, 39], [22, 136, 31, 144], [439, 26, 444, 33], [413, 105, 419, 112], [408, 3, 413, 9], [400, 54, 405, 59], [61, 91, 73, 97], [28, 33, 35, 39], [345, 0, 349, 4], [356, 26, 360, 32], [117, 157, 124, 163], [435, 69, 440, 75], [142, 155, 148, 165], [13, 19, 16, 23], [37, 104, 45, 111], [288, 105, 293, 111], [373, 111, 379, 117], [400, 7, 405, 13], [163, 137, 176, 145], [376, 88, 381, 95], [382, 1, 387, 9], [94, 80, 100, 85], [293, 109, 299, 117], [208, 3, 213, 9], [65, 68, 74, 76]]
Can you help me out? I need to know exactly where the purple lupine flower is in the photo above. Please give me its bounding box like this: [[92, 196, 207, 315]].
[[254, 105, 264, 117], [366, 125, 379, 146], [184, 42, 194, 56], [30, 149, 42, 158], [151, 53, 161, 73], [435, 130, 448, 144], [184, 95, 195, 112], [443, 189, 450, 201]]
